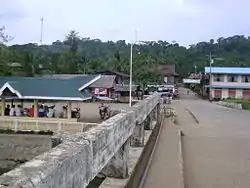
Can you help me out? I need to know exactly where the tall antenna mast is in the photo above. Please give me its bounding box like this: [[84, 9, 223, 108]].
[[40, 17, 44, 45]]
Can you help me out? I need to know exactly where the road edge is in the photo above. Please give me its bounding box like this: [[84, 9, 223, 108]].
[[185, 108, 199, 124], [137, 117, 165, 188]]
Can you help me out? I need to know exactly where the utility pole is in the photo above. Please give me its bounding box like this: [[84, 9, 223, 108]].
[[40, 17, 44, 45], [209, 53, 213, 101], [129, 29, 138, 107]]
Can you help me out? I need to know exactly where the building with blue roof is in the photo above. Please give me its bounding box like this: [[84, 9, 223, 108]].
[[204, 67, 250, 99]]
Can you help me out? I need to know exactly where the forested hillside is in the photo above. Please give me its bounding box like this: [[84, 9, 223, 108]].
[[1, 28, 250, 84]]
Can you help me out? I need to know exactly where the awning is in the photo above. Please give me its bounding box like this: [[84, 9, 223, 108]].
[[157, 92, 171, 95], [94, 96, 114, 101], [0, 97, 20, 100]]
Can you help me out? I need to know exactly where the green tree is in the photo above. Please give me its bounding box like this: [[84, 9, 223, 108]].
[[0, 26, 12, 44], [65, 30, 80, 54]]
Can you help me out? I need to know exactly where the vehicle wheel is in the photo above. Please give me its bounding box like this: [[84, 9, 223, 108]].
[[100, 115, 105, 120]]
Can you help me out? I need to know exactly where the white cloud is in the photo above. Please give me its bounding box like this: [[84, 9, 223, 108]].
[[1, 0, 250, 45]]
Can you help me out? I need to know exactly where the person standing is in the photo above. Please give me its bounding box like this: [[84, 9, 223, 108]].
[[9, 105, 15, 116], [4, 105, 10, 116], [15, 105, 21, 117], [47, 106, 55, 118]]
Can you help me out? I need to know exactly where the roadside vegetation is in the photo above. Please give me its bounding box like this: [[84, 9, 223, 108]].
[[224, 98, 250, 110], [3, 24, 250, 83]]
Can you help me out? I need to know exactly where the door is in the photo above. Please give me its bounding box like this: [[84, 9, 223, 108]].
[[228, 89, 236, 98], [243, 90, 250, 100], [214, 89, 222, 99]]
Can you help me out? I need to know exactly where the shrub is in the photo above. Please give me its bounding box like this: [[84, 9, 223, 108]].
[[224, 98, 250, 110]]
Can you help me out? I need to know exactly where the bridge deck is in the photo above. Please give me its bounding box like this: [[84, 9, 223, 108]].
[[143, 88, 250, 188], [177, 88, 250, 188]]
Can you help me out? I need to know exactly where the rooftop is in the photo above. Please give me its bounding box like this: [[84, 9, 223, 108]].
[[205, 67, 250, 75], [89, 75, 116, 88], [95, 70, 130, 78], [0, 75, 101, 101]]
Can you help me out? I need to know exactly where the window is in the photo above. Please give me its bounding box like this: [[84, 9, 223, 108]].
[[227, 75, 238, 82], [242, 75, 250, 83], [213, 74, 224, 82]]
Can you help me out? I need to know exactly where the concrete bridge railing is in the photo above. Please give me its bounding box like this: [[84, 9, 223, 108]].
[[0, 118, 98, 133], [0, 93, 161, 188]]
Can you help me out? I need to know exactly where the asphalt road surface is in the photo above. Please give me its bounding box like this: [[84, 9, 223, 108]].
[[176, 88, 250, 188], [142, 88, 250, 188]]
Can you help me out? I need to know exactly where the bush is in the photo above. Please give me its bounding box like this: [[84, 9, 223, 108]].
[[224, 98, 250, 110]]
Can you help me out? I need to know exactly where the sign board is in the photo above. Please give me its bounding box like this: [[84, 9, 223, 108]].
[[164, 77, 168, 83], [183, 79, 201, 84], [94, 88, 108, 95]]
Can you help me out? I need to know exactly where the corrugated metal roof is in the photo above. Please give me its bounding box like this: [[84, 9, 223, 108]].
[[114, 84, 138, 92], [205, 67, 250, 74], [42, 74, 87, 79], [0, 75, 98, 100], [89, 75, 116, 88]]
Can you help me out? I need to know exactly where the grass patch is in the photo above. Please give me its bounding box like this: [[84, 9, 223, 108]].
[[224, 98, 250, 110]]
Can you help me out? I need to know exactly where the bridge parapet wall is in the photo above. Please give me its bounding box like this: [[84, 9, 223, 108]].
[[0, 118, 97, 133], [0, 93, 161, 188]]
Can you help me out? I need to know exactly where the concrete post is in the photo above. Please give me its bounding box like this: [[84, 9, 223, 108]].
[[1, 99, 5, 116], [144, 115, 153, 130], [20, 100, 24, 108], [156, 103, 161, 125], [131, 121, 144, 147], [101, 139, 130, 178], [34, 100, 38, 118], [152, 107, 157, 121], [67, 101, 72, 119]]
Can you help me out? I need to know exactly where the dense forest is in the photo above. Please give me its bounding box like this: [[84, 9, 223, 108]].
[[1, 26, 250, 85]]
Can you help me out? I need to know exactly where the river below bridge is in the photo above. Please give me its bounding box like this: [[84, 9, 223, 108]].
[[0, 134, 51, 175]]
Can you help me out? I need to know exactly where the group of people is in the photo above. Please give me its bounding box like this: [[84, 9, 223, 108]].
[[3, 104, 59, 118], [4, 104, 22, 116], [1, 102, 78, 119]]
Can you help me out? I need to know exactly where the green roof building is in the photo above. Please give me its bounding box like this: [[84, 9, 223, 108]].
[[0, 75, 100, 101], [0, 75, 101, 118]]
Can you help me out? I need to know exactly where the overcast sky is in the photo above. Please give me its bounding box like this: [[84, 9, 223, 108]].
[[1, 0, 250, 46]]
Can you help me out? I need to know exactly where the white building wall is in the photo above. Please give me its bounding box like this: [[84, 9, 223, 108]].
[[236, 89, 243, 98], [211, 88, 215, 98], [211, 89, 243, 99], [210, 73, 250, 99], [222, 89, 228, 99], [211, 74, 250, 87]]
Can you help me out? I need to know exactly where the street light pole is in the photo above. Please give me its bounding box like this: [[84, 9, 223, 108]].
[[129, 30, 138, 107], [209, 53, 213, 100], [129, 43, 133, 107]]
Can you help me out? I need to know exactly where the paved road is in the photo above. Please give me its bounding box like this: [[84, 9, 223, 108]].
[[175, 88, 250, 188]]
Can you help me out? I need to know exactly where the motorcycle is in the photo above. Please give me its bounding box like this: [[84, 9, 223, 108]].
[[99, 105, 110, 120], [71, 107, 80, 119], [63, 105, 81, 119], [163, 97, 172, 104]]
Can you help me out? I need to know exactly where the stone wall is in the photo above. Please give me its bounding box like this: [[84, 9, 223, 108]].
[[218, 101, 242, 110], [0, 93, 161, 188]]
